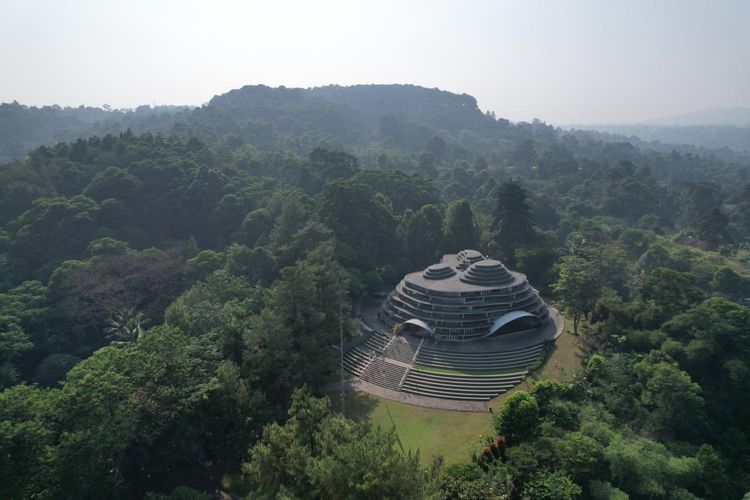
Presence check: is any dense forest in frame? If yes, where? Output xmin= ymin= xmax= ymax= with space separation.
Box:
xmin=2 ymin=84 xmax=750 ymax=499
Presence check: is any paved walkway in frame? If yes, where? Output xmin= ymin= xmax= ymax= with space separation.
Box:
xmin=340 ymin=299 xmax=566 ymax=412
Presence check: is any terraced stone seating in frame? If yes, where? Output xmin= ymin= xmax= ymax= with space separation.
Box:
xmin=343 ymin=346 xmax=373 ymax=376
xmin=402 ymin=369 xmax=527 ymax=401
xmin=360 ymin=329 xmax=391 ymax=353
xmin=361 ymin=360 xmax=406 ymax=392
xmin=343 ymin=326 xmax=397 ymax=381
xmin=384 ymin=338 xmax=419 ymax=363
xmin=416 ymin=342 xmax=543 ymax=371
xmin=344 ymin=318 xmax=546 ymax=401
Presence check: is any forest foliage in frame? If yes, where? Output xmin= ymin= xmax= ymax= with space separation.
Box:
xmin=2 ymin=85 xmax=750 ymax=498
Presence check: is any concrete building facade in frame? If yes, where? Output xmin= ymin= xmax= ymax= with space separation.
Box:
xmin=380 ymin=249 xmax=549 ymax=342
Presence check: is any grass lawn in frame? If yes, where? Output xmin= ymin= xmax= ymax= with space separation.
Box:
xmin=342 ymin=391 xmax=495 ymax=465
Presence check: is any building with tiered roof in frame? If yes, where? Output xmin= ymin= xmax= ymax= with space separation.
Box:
xmin=342 ymin=250 xmax=558 ymax=405
xmin=380 ymin=250 xmax=548 ymax=342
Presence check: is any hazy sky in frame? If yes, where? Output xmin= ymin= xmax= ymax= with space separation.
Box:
xmin=1 ymin=0 xmax=748 ymax=124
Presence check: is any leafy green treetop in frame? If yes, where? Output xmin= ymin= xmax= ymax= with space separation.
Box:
xmin=494 ymin=391 xmax=540 ymax=445
xmin=242 ymin=388 xmax=436 ymax=499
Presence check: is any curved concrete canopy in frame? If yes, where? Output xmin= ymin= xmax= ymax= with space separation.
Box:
xmin=403 ymin=318 xmax=433 ymax=333
xmin=488 ymin=310 xmax=540 ymax=336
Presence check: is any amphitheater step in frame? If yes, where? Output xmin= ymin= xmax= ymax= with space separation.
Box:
xmin=359 ymin=360 xmax=406 ymax=392
xmin=418 ymin=346 xmax=543 ymax=359
xmin=405 ymin=376 xmax=522 ymax=391
xmin=403 ymin=380 xmax=517 ymax=394
xmin=413 ymin=359 xmax=539 ymax=372
xmin=407 ymin=370 xmax=527 ymax=384
xmin=401 ymin=386 xmax=493 ymax=401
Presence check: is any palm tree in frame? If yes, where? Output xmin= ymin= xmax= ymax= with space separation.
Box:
xmin=104 ymin=308 xmax=147 ymax=345
xmin=391 ymin=322 xmax=403 ymax=337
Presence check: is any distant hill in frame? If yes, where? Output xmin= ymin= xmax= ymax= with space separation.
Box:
xmin=1 ymin=84 xmax=748 ymax=163
xmin=0 ymin=84 xmax=545 ymax=162
xmin=571 ymin=123 xmax=750 ymax=154
xmin=646 ymin=106 xmax=750 ymax=126
xmin=564 ymin=107 xmax=750 ymax=154
xmin=568 ymin=106 xmax=750 ymax=154
xmin=0 ymin=102 xmax=191 ymax=161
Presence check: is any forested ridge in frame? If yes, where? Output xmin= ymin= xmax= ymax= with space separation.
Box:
xmin=4 ymin=84 xmax=750 ymax=164
xmin=2 ymin=84 xmax=750 ymax=499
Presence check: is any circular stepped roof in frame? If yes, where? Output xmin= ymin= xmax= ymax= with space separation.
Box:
xmin=460 ymin=259 xmax=514 ymax=286
xmin=458 ymin=249 xmax=483 ymax=261
xmin=456 ymin=249 xmax=485 ymax=270
xmin=423 ymin=263 xmax=456 ymax=280
xmin=382 ymin=250 xmax=549 ymax=342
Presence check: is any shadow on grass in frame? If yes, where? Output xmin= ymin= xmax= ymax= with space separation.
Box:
xmin=331 ymin=390 xmax=378 ymax=424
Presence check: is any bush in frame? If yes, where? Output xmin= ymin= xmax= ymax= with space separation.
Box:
xmin=529 ymin=379 xmax=569 ymax=411
xmin=34 ymin=353 xmax=80 ymax=387
xmin=494 ymin=391 xmax=539 ymax=444
xmin=144 ymin=486 xmax=212 ymax=500
xmin=361 ymin=270 xmax=383 ymax=294
xmin=545 ymin=400 xmax=579 ymax=430
xmin=589 ymin=480 xmax=629 ymax=500
xmin=522 ymin=470 xmax=581 ymax=500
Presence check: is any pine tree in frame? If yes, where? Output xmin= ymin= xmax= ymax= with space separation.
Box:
xmin=491 ymin=179 xmax=535 ymax=263
xmin=443 ymin=199 xmax=478 ymax=252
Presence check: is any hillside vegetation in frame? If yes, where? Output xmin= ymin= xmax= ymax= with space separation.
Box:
xmin=1 ymin=84 xmax=750 ymax=498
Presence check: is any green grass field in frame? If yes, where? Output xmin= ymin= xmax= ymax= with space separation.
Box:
xmin=342 ymin=318 xmax=583 ymax=465
xmin=343 ymin=392 xmax=494 ymax=465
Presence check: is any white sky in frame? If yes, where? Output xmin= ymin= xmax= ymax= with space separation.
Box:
xmin=0 ymin=0 xmax=748 ymax=124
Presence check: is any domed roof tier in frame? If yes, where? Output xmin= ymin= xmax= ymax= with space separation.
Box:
xmin=423 ymin=263 xmax=456 ymax=280
xmin=456 ymin=249 xmax=485 ymax=270
xmin=460 ymin=259 xmax=514 ymax=286
xmin=458 ymin=249 xmax=483 ymax=261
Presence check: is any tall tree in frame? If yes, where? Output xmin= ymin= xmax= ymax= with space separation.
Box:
xmin=242 ymin=245 xmax=352 ymax=407
xmin=0 ymin=323 xmax=32 ymax=388
xmin=319 ymin=179 xmax=398 ymax=265
xmin=697 ymin=208 xmax=731 ymax=248
xmin=443 ymin=199 xmax=478 ymax=252
xmin=491 ymin=179 xmax=535 ymax=264
xmin=406 ymin=204 xmax=444 ymax=267
xmin=552 ymin=255 xmax=601 ymax=334
xmin=640 ymin=267 xmax=702 ymax=322
xmin=309 ymin=148 xmax=359 ymax=185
